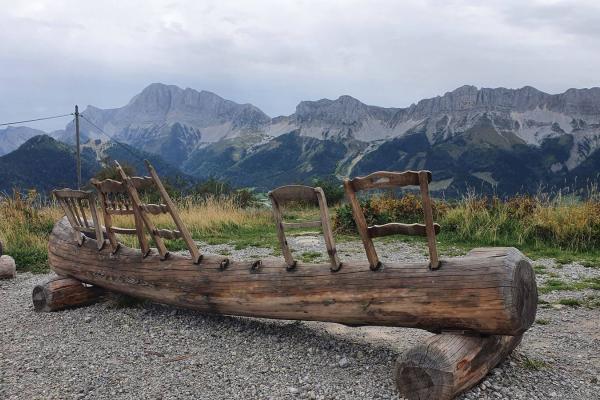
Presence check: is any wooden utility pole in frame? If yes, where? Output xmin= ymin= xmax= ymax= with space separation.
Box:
xmin=75 ymin=105 xmax=81 ymax=189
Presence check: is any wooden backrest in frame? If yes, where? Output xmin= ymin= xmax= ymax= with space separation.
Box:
xmin=349 ymin=171 xmax=429 ymax=191
xmin=269 ymin=185 xmax=320 ymax=207
xmin=90 ymin=177 xmax=151 ymax=256
xmin=94 ymin=161 xmax=203 ymax=264
xmin=268 ymin=185 xmax=341 ymax=271
xmin=344 ymin=170 xmax=440 ymax=270
xmin=53 ymin=189 xmax=104 ymax=250
xmin=90 ymin=177 xmax=156 ymax=216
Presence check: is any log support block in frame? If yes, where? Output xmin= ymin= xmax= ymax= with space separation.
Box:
xmin=0 ymin=255 xmax=16 ymax=279
xmin=394 ymin=333 xmax=522 ymax=400
xmin=32 ymin=277 xmax=106 ymax=312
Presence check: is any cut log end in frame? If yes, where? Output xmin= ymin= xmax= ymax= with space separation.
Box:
xmin=0 ymin=255 xmax=17 ymax=279
xmin=32 ymin=277 xmax=106 ymax=312
xmin=394 ymin=333 xmax=522 ymax=400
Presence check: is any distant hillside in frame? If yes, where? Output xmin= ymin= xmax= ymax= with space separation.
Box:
xmin=0 ymin=135 xmax=99 ymax=193
xmin=0 ymin=126 xmax=47 ymax=156
xmin=0 ymin=135 xmax=191 ymax=194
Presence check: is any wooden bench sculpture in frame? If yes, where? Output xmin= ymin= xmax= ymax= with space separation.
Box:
xmin=344 ymin=170 xmax=440 ymax=270
xmin=268 ymin=185 xmax=341 ymax=271
xmin=40 ymin=165 xmax=538 ymax=400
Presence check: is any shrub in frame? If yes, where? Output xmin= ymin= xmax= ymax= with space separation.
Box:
xmin=333 ymin=199 xmax=380 ymax=234
xmin=312 ymin=176 xmax=345 ymax=205
xmin=333 ymin=193 xmax=449 ymax=234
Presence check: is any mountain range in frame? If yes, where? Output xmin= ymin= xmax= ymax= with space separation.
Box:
xmin=1 ymin=83 xmax=599 ymax=195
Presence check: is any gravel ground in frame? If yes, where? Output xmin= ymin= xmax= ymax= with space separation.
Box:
xmin=1 ymin=237 xmax=599 ymax=399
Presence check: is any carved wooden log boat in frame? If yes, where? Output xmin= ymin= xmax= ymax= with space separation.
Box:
xmin=43 ymin=165 xmax=539 ymax=399
xmin=48 ymin=217 xmax=537 ymax=336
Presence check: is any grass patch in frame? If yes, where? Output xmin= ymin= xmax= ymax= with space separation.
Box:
xmin=535 ymin=318 xmax=551 ymax=325
xmin=533 ymin=265 xmax=546 ymax=274
xmin=557 ymin=298 xmax=581 ymax=307
xmin=300 ymin=251 xmax=322 ymax=263
xmin=539 ymin=277 xmax=600 ymax=293
xmin=582 ymin=295 xmax=600 ymax=309
xmin=521 ymin=356 xmax=549 ymax=371
xmin=538 ymin=279 xmax=572 ymax=293
xmin=0 ymin=192 xmax=62 ymax=273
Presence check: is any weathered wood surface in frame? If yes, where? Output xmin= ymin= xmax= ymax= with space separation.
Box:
xmin=368 ymin=222 xmax=441 ymax=238
xmin=269 ymin=185 xmax=341 ymax=271
xmin=145 ymin=160 xmax=202 ymax=264
xmin=345 ymin=170 xmax=441 ymax=270
xmin=0 ymin=255 xmax=17 ymax=279
xmin=350 ymin=170 xmax=429 ymax=191
xmin=47 ymin=218 xmax=537 ymax=335
xmin=268 ymin=184 xmax=320 ymax=205
xmin=343 ymin=179 xmax=381 ymax=270
xmin=395 ymin=333 xmax=523 ymax=400
xmin=418 ymin=170 xmax=440 ymax=269
xmin=32 ymin=276 xmax=106 ymax=312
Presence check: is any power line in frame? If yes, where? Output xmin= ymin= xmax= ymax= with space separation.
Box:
xmin=0 ymin=113 xmax=73 ymax=127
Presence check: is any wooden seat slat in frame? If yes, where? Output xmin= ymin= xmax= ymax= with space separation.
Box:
xmin=282 ymin=220 xmax=322 ymax=229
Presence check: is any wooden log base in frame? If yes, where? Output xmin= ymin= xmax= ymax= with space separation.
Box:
xmin=48 ymin=218 xmax=537 ymax=335
xmin=32 ymin=277 xmax=106 ymax=312
xmin=394 ymin=333 xmax=522 ymax=400
xmin=0 ymin=255 xmax=17 ymax=279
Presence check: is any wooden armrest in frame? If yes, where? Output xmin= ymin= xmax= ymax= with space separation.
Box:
xmin=368 ymin=222 xmax=440 ymax=238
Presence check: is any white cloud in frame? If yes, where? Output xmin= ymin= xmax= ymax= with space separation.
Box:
xmin=0 ymin=0 xmax=598 ymax=130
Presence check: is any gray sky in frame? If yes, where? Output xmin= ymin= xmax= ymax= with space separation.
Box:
xmin=1 ymin=0 xmax=599 ymax=131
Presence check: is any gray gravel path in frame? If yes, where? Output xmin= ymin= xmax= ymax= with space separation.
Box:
xmin=1 ymin=238 xmax=599 ymax=399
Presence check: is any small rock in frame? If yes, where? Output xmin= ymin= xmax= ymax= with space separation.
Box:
xmin=288 ymin=387 xmax=299 ymax=395
xmin=338 ymin=357 xmax=350 ymax=368
xmin=84 ymin=316 xmax=93 ymax=323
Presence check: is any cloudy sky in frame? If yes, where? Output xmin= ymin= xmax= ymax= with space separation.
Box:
xmin=1 ymin=0 xmax=599 ymax=130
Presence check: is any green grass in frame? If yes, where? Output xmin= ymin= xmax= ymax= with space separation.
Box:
xmin=535 ymin=318 xmax=551 ymax=325
xmin=557 ymin=298 xmax=581 ymax=307
xmin=521 ymin=356 xmax=549 ymax=371
xmin=533 ymin=265 xmax=546 ymax=274
xmin=539 ymin=277 xmax=600 ymax=294
xmin=582 ymin=295 xmax=600 ymax=309
xmin=300 ymin=251 xmax=322 ymax=263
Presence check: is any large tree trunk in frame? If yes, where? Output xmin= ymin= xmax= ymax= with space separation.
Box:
xmin=47 ymin=218 xmax=537 ymax=335
xmin=0 ymin=255 xmax=16 ymax=279
xmin=395 ymin=333 xmax=522 ymax=400
xmin=32 ymin=276 xmax=105 ymax=312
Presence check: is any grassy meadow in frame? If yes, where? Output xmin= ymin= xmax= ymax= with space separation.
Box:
xmin=2 ymin=188 xmax=600 ymax=273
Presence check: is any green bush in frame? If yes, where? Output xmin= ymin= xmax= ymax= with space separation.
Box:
xmin=312 ymin=176 xmax=345 ymax=205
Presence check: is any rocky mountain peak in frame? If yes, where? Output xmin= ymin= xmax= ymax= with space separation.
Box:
xmin=294 ymin=95 xmax=393 ymax=126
